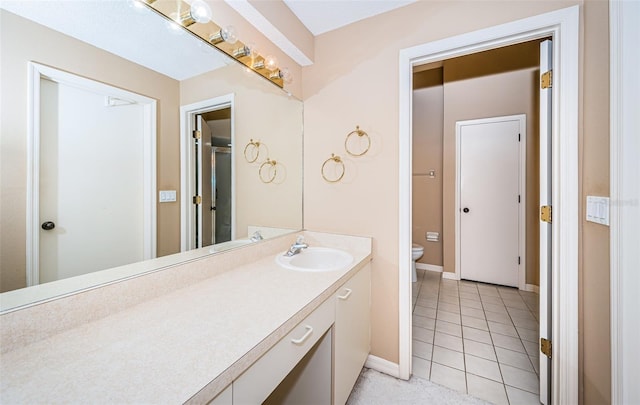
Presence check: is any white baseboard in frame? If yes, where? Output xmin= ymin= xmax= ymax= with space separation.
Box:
xmin=416 ymin=263 xmax=443 ymax=272
xmin=365 ymin=355 xmax=400 ymax=378
xmin=525 ymin=284 xmax=540 ymax=294
xmin=442 ymin=271 xmax=459 ymax=280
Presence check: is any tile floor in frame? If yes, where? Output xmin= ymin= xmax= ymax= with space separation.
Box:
xmin=411 ymin=269 xmax=541 ymax=405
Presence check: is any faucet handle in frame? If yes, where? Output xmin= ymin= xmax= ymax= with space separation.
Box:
xmin=295 ymin=235 xmax=305 ymax=244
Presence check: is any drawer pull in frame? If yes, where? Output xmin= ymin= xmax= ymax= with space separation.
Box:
xmin=337 ymin=288 xmax=352 ymax=300
xmin=291 ymin=325 xmax=313 ymax=345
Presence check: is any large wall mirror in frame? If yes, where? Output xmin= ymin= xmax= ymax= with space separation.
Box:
xmin=0 ymin=1 xmax=303 ymax=311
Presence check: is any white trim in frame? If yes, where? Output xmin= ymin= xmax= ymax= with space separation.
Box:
xmin=180 ymin=95 xmax=235 ymax=252
xmin=525 ymin=284 xmax=540 ymax=294
xmin=442 ymin=272 xmax=459 ymax=281
xmin=398 ymin=7 xmax=580 ymax=403
xmin=454 ymin=115 xmax=526 ymax=290
xmin=364 ymin=355 xmax=400 ymax=378
xmin=610 ymin=1 xmax=640 ymax=404
xmin=416 ymin=263 xmax=443 ymax=273
xmin=26 ymin=62 xmax=156 ymax=286
xmin=223 ymin=0 xmax=313 ymax=67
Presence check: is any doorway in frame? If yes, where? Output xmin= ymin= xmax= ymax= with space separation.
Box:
xmin=180 ymin=95 xmax=235 ymax=252
xmin=398 ymin=6 xmax=580 ymax=404
xmin=26 ymin=63 xmax=157 ymax=286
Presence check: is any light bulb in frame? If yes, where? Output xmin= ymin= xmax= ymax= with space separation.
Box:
xmin=265 ymin=55 xmax=278 ymax=71
xmin=189 ymin=0 xmax=212 ymax=24
xmin=221 ymin=26 xmax=238 ymax=44
xmin=280 ymin=67 xmax=293 ymax=84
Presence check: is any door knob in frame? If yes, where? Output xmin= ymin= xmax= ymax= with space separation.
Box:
xmin=463 ymin=208 xmax=470 ymax=213
xmin=41 ymin=221 xmax=56 ymax=230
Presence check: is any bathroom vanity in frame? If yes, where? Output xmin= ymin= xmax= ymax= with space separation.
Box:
xmin=0 ymin=232 xmax=372 ymax=404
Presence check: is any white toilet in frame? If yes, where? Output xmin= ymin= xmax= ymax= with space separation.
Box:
xmin=411 ymin=243 xmax=424 ymax=283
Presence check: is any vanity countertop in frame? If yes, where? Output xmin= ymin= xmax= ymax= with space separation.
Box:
xmin=0 ymin=232 xmax=371 ymax=404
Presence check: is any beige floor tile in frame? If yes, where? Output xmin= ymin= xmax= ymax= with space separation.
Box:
xmin=459 ymin=291 xmax=481 ymax=301
xmin=462 ymin=326 xmax=492 ymax=345
xmin=414 ymin=305 xmax=436 ymax=319
xmin=502 ymin=299 xmax=529 ymax=310
xmin=478 ymin=287 xmax=500 ymax=297
xmin=512 ymin=317 xmax=539 ymax=330
xmin=488 ymin=320 xmax=518 ymax=337
xmin=466 ymin=373 xmax=509 ymax=405
xmin=413 ymin=339 xmax=433 ymax=360
xmin=436 ymin=319 xmax=462 ymax=337
xmin=437 ymin=310 xmax=461 ymax=325
xmin=491 ymin=332 xmax=525 ymax=353
xmin=522 ymin=340 xmax=539 ymax=357
xmin=480 ymin=295 xmax=504 ymax=305
xmin=434 ymin=331 xmax=463 ymax=352
xmin=416 ymin=298 xmax=438 ymax=309
xmin=413 ymin=326 xmax=434 ymax=344
xmin=432 ymin=345 xmax=465 ymax=370
xmin=437 ymin=302 xmax=461 ymax=314
xmin=516 ymin=326 xmax=538 ymax=343
xmin=439 ymin=295 xmax=460 ymax=305
xmin=460 ymin=298 xmax=483 ymax=309
xmin=484 ymin=310 xmax=512 ymax=325
xmin=413 ymin=314 xmax=436 ymax=330
xmin=506 ymin=385 xmax=541 ymax=405
xmin=531 ymin=356 xmax=541 ymax=375
xmin=463 ymin=339 xmax=497 ymax=361
xmin=430 ymin=363 xmax=467 ymax=393
xmin=461 ymin=315 xmax=489 ymax=331
xmin=507 ymin=307 xmax=536 ymax=320
xmin=465 ymin=354 xmax=503 ymax=383
xmin=500 ymin=364 xmax=539 ymax=394
xmin=495 ymin=346 xmax=535 ymax=372
xmin=412 ymin=356 xmax=431 ymax=380
xmin=483 ymin=303 xmax=509 ymax=314
xmin=461 ymin=306 xmax=485 ymax=320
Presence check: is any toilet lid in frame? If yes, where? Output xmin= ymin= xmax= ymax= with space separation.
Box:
xmin=412 ymin=243 xmax=423 ymax=250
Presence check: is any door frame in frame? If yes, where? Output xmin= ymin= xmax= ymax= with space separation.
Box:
xmin=455 ymin=115 xmax=526 ymax=289
xmin=179 ymin=95 xmax=235 ymax=252
xmin=26 ymin=62 xmax=157 ymax=286
xmin=397 ymin=5 xmax=579 ymax=404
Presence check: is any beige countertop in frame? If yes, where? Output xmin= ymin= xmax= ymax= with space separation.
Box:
xmin=0 ymin=232 xmax=371 ymax=404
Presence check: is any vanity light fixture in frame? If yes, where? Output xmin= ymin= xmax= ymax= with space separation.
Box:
xmin=209 ymin=25 xmax=238 ymax=45
xmin=137 ymin=1 xmax=289 ymax=88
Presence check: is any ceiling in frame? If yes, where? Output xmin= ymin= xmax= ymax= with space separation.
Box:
xmin=283 ymin=0 xmax=417 ymax=36
xmin=1 ymin=0 xmax=418 ymax=79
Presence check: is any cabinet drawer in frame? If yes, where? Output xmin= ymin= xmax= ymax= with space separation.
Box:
xmin=233 ymin=297 xmax=335 ymax=404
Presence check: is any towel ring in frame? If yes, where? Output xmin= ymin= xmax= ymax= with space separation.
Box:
xmin=321 ymin=153 xmax=345 ymax=183
xmin=259 ymin=159 xmax=277 ymax=183
xmin=344 ymin=126 xmax=370 ymax=157
xmin=244 ymin=139 xmax=261 ymax=163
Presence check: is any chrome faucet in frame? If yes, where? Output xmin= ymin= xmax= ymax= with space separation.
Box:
xmin=285 ymin=236 xmax=308 ymax=256
xmin=250 ymin=231 xmax=264 ymax=242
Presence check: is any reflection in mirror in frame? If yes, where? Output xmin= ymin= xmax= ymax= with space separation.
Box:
xmin=0 ymin=1 xmax=303 ymax=312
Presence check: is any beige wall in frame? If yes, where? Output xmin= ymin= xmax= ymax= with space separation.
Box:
xmin=0 ymin=10 xmax=180 ymax=293
xmin=303 ymin=2 xmax=610 ymax=403
xmin=441 ymin=42 xmax=541 ymax=286
xmin=180 ymin=65 xmax=303 ymax=237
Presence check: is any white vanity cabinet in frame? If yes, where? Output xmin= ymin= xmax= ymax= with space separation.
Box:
xmin=333 ymin=263 xmax=371 ymax=405
xmin=207 ymin=262 xmax=371 ymax=405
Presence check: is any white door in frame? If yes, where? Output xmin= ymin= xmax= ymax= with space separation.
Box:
xmin=196 ymin=115 xmax=213 ymax=247
xmin=39 ymin=78 xmax=146 ymax=283
xmin=539 ymin=39 xmax=553 ymax=405
xmin=458 ymin=116 xmax=524 ymax=287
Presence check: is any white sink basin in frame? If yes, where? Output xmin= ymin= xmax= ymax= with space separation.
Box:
xmin=275 ymin=247 xmax=353 ymax=272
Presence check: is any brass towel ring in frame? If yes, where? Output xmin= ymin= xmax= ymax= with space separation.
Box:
xmin=321 ymin=153 xmax=345 ymax=183
xmin=344 ymin=125 xmax=370 ymax=157
xmin=259 ymin=158 xmax=277 ymax=183
xmin=244 ymin=139 xmax=261 ymax=163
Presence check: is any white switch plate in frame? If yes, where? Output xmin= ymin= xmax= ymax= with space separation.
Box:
xmin=586 ymin=196 xmax=609 ymax=226
xmin=159 ymin=190 xmax=176 ymax=203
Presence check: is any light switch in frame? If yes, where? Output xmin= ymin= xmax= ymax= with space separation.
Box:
xmin=586 ymin=196 xmax=609 ymax=226
xmin=159 ymin=190 xmax=177 ymax=203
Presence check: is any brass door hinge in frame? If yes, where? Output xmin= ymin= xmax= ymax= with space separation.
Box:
xmin=541 ymin=70 xmax=553 ymax=89
xmin=193 ymin=195 xmax=202 ymax=205
xmin=541 ymin=205 xmax=552 ymax=223
xmin=541 ymin=337 xmax=552 ymax=358
xmin=193 ymin=130 xmax=201 ymax=140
